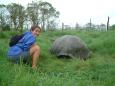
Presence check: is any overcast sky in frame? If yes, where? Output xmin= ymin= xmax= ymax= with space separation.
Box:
xmin=0 ymin=0 xmax=115 ymax=26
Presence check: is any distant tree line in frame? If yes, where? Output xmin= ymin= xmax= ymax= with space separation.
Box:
xmin=0 ymin=1 xmax=60 ymax=32
xmin=63 ymin=17 xmax=115 ymax=31
xmin=0 ymin=1 xmax=115 ymax=32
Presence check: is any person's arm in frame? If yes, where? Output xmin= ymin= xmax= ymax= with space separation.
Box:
xmin=23 ymin=36 xmax=36 ymax=51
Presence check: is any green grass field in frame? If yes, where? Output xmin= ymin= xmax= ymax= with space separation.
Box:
xmin=0 ymin=30 xmax=115 ymax=86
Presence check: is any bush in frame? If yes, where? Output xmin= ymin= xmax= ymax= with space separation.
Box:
xmin=110 ymin=24 xmax=115 ymax=30
xmin=2 ymin=25 xmax=10 ymax=31
xmin=0 ymin=32 xmax=7 ymax=38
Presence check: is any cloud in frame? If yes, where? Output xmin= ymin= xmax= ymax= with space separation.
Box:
xmin=47 ymin=0 xmax=115 ymax=25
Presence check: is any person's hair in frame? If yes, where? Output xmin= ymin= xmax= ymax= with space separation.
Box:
xmin=30 ymin=25 xmax=41 ymax=32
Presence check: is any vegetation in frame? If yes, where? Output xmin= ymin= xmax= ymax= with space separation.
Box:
xmin=110 ymin=24 xmax=115 ymax=30
xmin=0 ymin=1 xmax=60 ymax=32
xmin=0 ymin=1 xmax=112 ymax=32
xmin=0 ymin=29 xmax=115 ymax=86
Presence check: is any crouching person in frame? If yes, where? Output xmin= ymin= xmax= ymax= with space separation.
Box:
xmin=7 ymin=26 xmax=41 ymax=69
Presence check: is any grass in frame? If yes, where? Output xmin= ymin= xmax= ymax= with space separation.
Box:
xmin=0 ymin=29 xmax=115 ymax=86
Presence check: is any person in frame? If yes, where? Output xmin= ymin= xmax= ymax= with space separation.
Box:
xmin=7 ymin=26 xmax=41 ymax=69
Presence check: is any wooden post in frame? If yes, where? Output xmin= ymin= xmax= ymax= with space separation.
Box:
xmin=107 ymin=16 xmax=109 ymax=30
xmin=62 ymin=22 xmax=64 ymax=30
xmin=90 ymin=18 xmax=92 ymax=29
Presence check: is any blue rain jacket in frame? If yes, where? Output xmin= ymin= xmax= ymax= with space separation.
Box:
xmin=7 ymin=31 xmax=36 ymax=56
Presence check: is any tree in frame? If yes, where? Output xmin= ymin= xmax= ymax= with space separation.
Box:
xmin=47 ymin=10 xmax=59 ymax=30
xmin=0 ymin=4 xmax=8 ymax=31
xmin=6 ymin=3 xmax=26 ymax=31
xmin=7 ymin=3 xmax=18 ymax=29
xmin=46 ymin=19 xmax=58 ymax=31
xmin=38 ymin=1 xmax=60 ymax=31
xmin=97 ymin=24 xmax=106 ymax=31
xmin=0 ymin=5 xmax=3 ymax=32
xmin=26 ymin=1 xmax=60 ymax=31
xmin=85 ymin=23 xmax=91 ymax=30
xmin=75 ymin=22 xmax=80 ymax=29
xmin=62 ymin=22 xmax=64 ymax=30
xmin=7 ymin=3 xmax=25 ymax=30
xmin=17 ymin=4 xmax=26 ymax=31
xmin=26 ymin=1 xmax=39 ymax=26
xmin=110 ymin=24 xmax=115 ymax=30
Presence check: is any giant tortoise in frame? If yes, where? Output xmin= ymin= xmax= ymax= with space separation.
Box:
xmin=50 ymin=35 xmax=90 ymax=60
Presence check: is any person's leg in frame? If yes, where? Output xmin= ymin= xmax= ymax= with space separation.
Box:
xmin=29 ymin=44 xmax=40 ymax=68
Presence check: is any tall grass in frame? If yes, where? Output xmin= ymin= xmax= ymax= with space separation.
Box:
xmin=0 ymin=30 xmax=115 ymax=86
